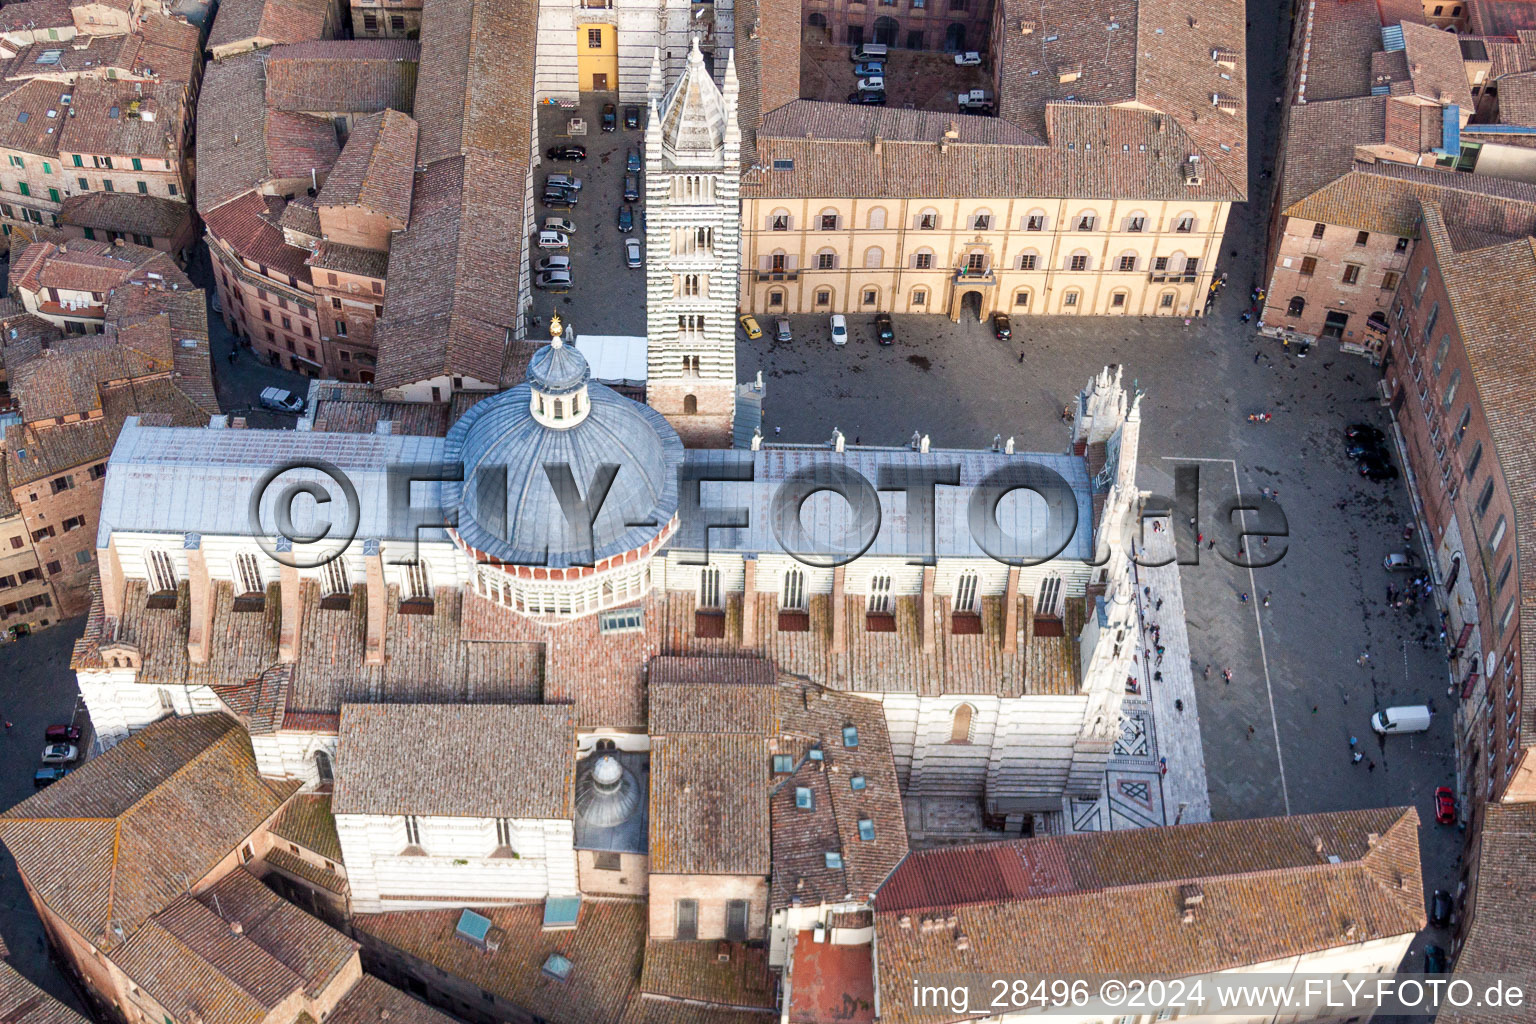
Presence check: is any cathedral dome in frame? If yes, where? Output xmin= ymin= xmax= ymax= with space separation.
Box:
xmin=442 ymin=319 xmax=684 ymax=571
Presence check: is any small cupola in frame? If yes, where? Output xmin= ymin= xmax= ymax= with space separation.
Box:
xmin=527 ymin=314 xmax=592 ymax=428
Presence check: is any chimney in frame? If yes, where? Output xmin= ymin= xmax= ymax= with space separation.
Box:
xmin=1178 ymin=883 xmax=1204 ymax=908
xmin=955 ymin=933 xmax=970 ymax=951
xmin=229 ymin=920 xmax=243 ymax=935
xmin=872 ymin=135 xmax=883 ymax=156
xmin=184 ymin=534 xmax=213 ymax=664
xmin=363 ymin=539 xmax=386 ymax=666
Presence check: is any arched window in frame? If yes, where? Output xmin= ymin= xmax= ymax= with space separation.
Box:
xmin=1067 ymin=250 xmax=1090 ymax=272
xmin=553 ymin=398 xmax=564 ymax=420
xmin=818 ymin=208 xmax=840 ymax=231
xmin=596 ymin=738 xmax=617 ymax=751
xmin=866 ymin=206 xmax=887 ymax=229
xmin=1287 ymin=296 xmax=1305 ymax=317
xmin=916 ymin=208 xmax=939 ymax=230
xmin=1123 ymin=210 xmax=1148 ymax=232
xmin=1063 ymin=289 xmax=1082 ymax=309
xmin=767 ymin=288 xmax=786 ymax=308
xmin=683 ymin=394 xmax=698 ymax=415
xmin=1017 ymin=250 xmax=1039 ymax=271
xmin=864 ymin=246 xmax=884 ymax=268
xmin=954 ymin=570 xmax=979 ymax=613
xmin=971 ymin=209 xmax=992 ymax=231
xmin=1442 ymin=369 xmax=1461 ymax=411
xmin=815 ymin=247 xmax=837 ymax=270
xmin=1116 ymin=250 xmax=1137 ymax=272
xmin=314 ymin=749 xmax=334 ymax=786
xmin=949 ymin=703 xmax=974 ymax=744
xmin=1173 ymin=212 xmax=1196 ymax=233
xmin=768 ymin=209 xmax=791 ymax=231
xmin=782 ymin=568 xmax=807 ymax=610
xmin=1075 ymin=210 xmax=1098 ymax=231
xmin=1014 ymin=289 xmax=1031 ymax=307
xmin=768 ymin=249 xmax=788 ymax=272
xmin=912 ymin=247 xmax=935 ymax=270
xmin=1023 ymin=209 xmax=1047 ymax=231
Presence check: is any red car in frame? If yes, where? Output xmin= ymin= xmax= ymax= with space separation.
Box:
xmin=1434 ymin=786 xmax=1456 ymax=825
xmin=45 ymin=724 xmax=80 ymax=743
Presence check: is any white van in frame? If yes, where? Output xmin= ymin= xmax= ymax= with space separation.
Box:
xmin=1371 ymin=705 xmax=1433 ymax=734
xmin=851 ymin=42 xmax=888 ymax=62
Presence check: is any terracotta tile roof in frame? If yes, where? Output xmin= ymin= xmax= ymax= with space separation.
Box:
xmin=60 ymin=192 xmax=193 ymax=239
xmin=729 ymin=0 xmax=763 ymax=157
xmin=264 ymin=40 xmax=419 ymax=114
xmin=770 ymin=682 xmax=906 ymax=910
xmin=1292 ymin=0 xmax=1383 ymax=103
xmin=269 ymin=793 xmax=342 ymax=861
xmin=333 ymin=703 xmax=575 ymax=819
xmin=315 ymin=109 xmax=417 ymax=224
xmin=12 ymin=236 xmax=185 ymax=297
xmin=307 ymin=240 xmax=389 ymax=279
xmin=2 ymin=34 xmax=137 ymax=84
xmin=56 ymin=78 xmax=187 ymax=159
xmin=621 ymin=1002 xmax=776 ymax=1024
xmin=264 ymin=110 xmax=342 ymax=180
xmin=264 ymin=847 xmax=347 ymax=894
xmin=329 ymin=976 xmax=459 ymax=1024
xmin=201 ymin=191 xmax=315 ymax=282
xmin=199 ymin=867 xmax=357 ymax=994
xmin=872 ymin=809 xmax=1425 ymax=1024
xmin=0 ymin=449 xmax=18 ymax=518
xmin=745 ymin=103 xmax=1242 ymax=202
xmin=1417 ymin=201 xmax=1536 ymax=745
xmin=1285 ymin=162 xmax=1536 ymax=236
xmin=786 ymin=936 xmax=873 ymax=1024
xmin=278 ymin=193 xmax=323 ymax=239
xmin=1468 ymin=0 xmax=1536 ymax=37
xmin=1439 ymin=802 xmax=1536 ymax=1023
xmin=649 ymin=656 xmax=776 ymax=733
xmin=650 ymin=733 xmax=770 ymax=875
xmin=353 ymin=899 xmax=645 ymax=1024
xmin=760 ymin=101 xmax=1038 ymax=145
xmin=0 ymin=714 xmax=299 ymax=953
xmin=195 ymin=52 xmax=273 ymax=214
xmin=0 ymin=959 xmax=90 ymax=1024
xmin=1277 ymin=95 xmax=1388 ymax=212
xmin=0 ymin=80 xmax=74 ymax=157
xmin=373 ymin=0 xmax=534 ymax=390
xmin=4 ymin=418 xmax=112 ymax=485
xmin=206 ymin=0 xmax=335 ymax=51
xmin=306 ymin=382 xmax=451 ymax=435
xmin=0 ymin=0 xmax=72 ymax=32
xmin=1497 ymin=70 xmax=1536 ymax=125
xmin=106 ymin=283 xmax=217 ymax=416
xmin=132 ymin=13 xmax=203 ymax=87
xmin=638 ymin=941 xmax=776 ymax=1010
xmin=1401 ymin=21 xmax=1476 ymax=110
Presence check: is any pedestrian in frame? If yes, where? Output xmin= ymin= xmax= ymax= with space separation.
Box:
xmin=1207 ymin=538 xmax=1215 ymax=550
xmin=227 ymin=349 xmax=236 ymax=365
xmin=2 ymin=720 xmax=9 ymax=730
xmin=1159 ymin=757 xmax=1168 ymax=777
xmin=1351 ymin=751 xmax=1364 ymax=765
xmin=1349 ymin=735 xmax=1358 ymax=748
xmin=1247 ymin=725 xmax=1255 ymax=739
xmin=1144 ymin=586 xmax=1151 ymax=599
xmin=1254 ymin=349 xmax=1261 ymax=364
xmin=855 ymin=436 xmax=860 ymax=445
xmin=1358 ymin=651 xmax=1370 ymax=666
xmin=1238 ymin=592 xmax=1249 ymax=603
xmin=1311 ymin=705 xmax=1318 ymax=714
xmin=1203 ymin=664 xmax=1211 ymax=679
xmin=1153 ymin=670 xmax=1163 ymax=682
xmin=1155 ymin=598 xmax=1163 ymax=611
xmin=1018 ymin=350 xmax=1025 ymax=363
xmin=774 ymin=425 xmax=781 ymax=436
xmin=1367 ymin=759 xmax=1376 ymax=772
xmin=1175 ymin=699 xmax=1184 ymax=712
xmin=1222 ymin=667 xmax=1232 ymax=685
xmin=1197 ymin=532 xmax=1204 ymax=545
xmin=1262 ymin=592 xmax=1271 ymax=607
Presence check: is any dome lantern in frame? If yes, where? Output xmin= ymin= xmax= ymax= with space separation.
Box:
xmin=527 ymin=314 xmax=592 ymax=428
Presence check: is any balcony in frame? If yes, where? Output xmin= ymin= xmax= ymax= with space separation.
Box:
xmin=953 ymin=268 xmax=995 ymax=285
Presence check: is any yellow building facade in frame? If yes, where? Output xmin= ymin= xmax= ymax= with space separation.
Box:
xmin=576 ymin=22 xmax=619 ymax=92
xmin=739 ymin=195 xmax=1232 ymax=320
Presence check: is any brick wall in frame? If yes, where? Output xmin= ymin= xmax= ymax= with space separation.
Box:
xmin=647 ymin=379 xmax=733 ymax=448
xmin=10 ymin=454 xmax=106 ymax=618
xmin=1263 ymin=215 xmax=1410 ymax=353
xmin=647 ymin=872 xmax=769 ymax=941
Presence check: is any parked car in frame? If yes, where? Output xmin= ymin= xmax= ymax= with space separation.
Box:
xmin=601 ymin=103 xmax=617 ymax=131
xmin=536 ymin=229 xmax=570 ymax=250
xmin=546 ymin=173 xmax=583 ymax=192
xmin=41 ymin=743 xmax=78 ymax=764
xmin=1346 ymin=440 xmax=1386 ymax=459
xmin=1371 ymin=704 xmax=1433 ymax=735
xmin=625 ymin=237 xmax=643 ymax=269
xmin=991 ymin=312 xmax=1012 ymax=340
xmin=957 ymin=88 xmax=996 ymax=112
xmin=853 ymin=61 xmax=885 ymax=76
xmin=537 ymin=255 xmax=571 ymax=273
xmin=1358 ymin=454 xmax=1399 ymax=480
xmin=535 ymin=269 xmax=573 ymax=291
xmin=775 ymin=318 xmax=792 ymax=342
xmin=45 ymin=724 xmax=81 ymax=743
xmin=626 ymin=148 xmax=642 ymax=172
xmin=1383 ymin=551 xmax=1418 ymax=572
xmin=1346 ymin=423 xmax=1385 ymax=443
xmin=874 ymin=312 xmax=894 ymax=345
xmin=738 ymin=314 xmax=763 ymax=340
xmin=623 ymin=174 xmax=640 ymax=201
xmin=847 ymin=90 xmax=886 ymax=105
xmin=624 ymin=105 xmax=640 ymax=129
xmin=830 ymin=314 xmax=848 ymax=346
xmin=542 ymin=216 xmax=577 ymax=235
xmin=1434 ymin=786 xmax=1456 ymax=825
xmin=1429 ymin=889 xmax=1452 ymax=928
xmin=545 ymin=144 xmax=586 ymax=161
xmin=258 ymin=387 xmax=304 ymax=414
xmin=954 ymin=50 xmax=982 ymax=66
xmin=856 ymin=76 xmax=886 ymax=92
xmin=1424 ymin=945 xmax=1447 ymax=973
xmin=542 ymin=189 xmax=576 ymax=209
xmin=33 ymin=766 xmax=70 ymax=788
xmin=617 ymin=204 xmax=634 ymax=232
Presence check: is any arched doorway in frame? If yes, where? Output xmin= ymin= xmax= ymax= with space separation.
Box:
xmin=944 ymin=23 xmax=966 ymax=50
xmin=806 ymin=12 xmax=831 ymax=43
xmin=314 ymin=749 xmax=334 ymax=788
xmin=873 ymin=16 xmax=898 ymax=44
xmin=960 ymin=290 xmax=983 ymax=321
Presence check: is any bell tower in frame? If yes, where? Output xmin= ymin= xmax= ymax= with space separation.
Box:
xmin=643 ymin=40 xmax=740 ymax=447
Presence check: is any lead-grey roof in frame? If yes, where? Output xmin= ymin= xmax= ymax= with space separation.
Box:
xmin=443 ymin=380 xmax=684 ymax=568
xmin=527 ymin=340 xmax=590 ymax=396
xmin=97 ymin=418 xmax=452 ymax=549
